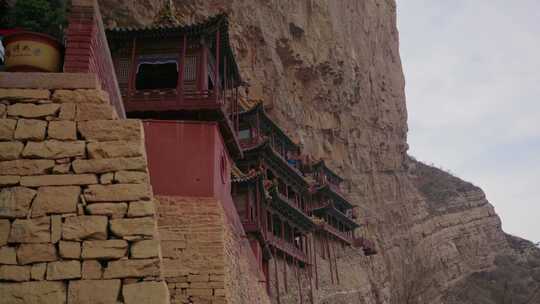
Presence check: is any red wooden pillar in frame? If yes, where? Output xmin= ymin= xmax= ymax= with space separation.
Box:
xmin=235 ymin=87 xmax=240 ymax=133
xmin=223 ymin=55 xmax=228 ymax=110
xmin=308 ymin=235 xmax=315 ymax=303
xmin=280 ymin=220 xmax=288 ymax=292
xmin=296 ymin=259 xmax=304 ymax=304
xmin=332 ymin=239 xmax=340 ymax=285
xmin=215 ymin=29 xmax=221 ymax=102
xmin=244 ymin=191 xmax=249 ymax=221
xmin=177 ymin=34 xmax=187 ymax=103
xmin=273 ymin=247 xmax=281 ymax=304
xmin=326 ymin=235 xmax=334 ymax=284
xmin=268 ymin=211 xmax=273 ymax=236
xmin=313 ymin=233 xmax=319 ymax=289
xmin=127 ymin=37 xmax=137 ymax=98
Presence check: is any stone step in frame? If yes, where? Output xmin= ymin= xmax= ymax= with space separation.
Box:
xmin=0 ymin=72 xmax=100 ymax=90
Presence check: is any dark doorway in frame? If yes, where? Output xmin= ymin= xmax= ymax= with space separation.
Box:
xmin=136 ymin=62 xmax=178 ymax=90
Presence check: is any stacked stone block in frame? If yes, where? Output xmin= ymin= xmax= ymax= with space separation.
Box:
xmin=157 ymin=196 xmax=271 ymax=304
xmin=157 ymin=196 xmax=227 ymax=304
xmin=0 ymin=85 xmax=168 ymax=303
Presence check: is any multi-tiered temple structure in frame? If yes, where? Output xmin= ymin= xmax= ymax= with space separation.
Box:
xmin=0 ymin=1 xmax=377 ymax=303
xmin=106 ymin=8 xmax=376 ymax=302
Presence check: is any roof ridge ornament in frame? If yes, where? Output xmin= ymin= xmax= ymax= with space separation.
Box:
xmin=154 ymin=0 xmax=184 ymax=26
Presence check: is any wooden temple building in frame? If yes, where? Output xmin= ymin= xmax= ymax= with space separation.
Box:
xmin=105 ymin=5 xmax=376 ymax=303
xmin=107 ymin=13 xmax=242 ymax=159
xmin=231 ymin=99 xmax=375 ymax=300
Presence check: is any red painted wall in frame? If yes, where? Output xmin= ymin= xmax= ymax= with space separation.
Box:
xmin=143 ymin=120 xmax=232 ymax=202
xmin=144 ymin=119 xmax=267 ymax=286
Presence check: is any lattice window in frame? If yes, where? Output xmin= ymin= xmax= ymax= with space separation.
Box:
xmin=184 ymin=55 xmax=197 ymax=81
xmin=115 ymin=58 xmax=130 ymax=85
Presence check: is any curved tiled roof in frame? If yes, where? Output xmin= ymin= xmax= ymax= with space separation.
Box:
xmin=106 ymin=14 xmax=242 ymax=86
xmin=231 ymin=164 xmax=261 ymax=183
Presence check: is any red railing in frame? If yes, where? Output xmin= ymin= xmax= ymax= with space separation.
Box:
xmin=266 ymin=234 xmax=307 ymax=263
xmin=322 ymin=223 xmax=353 ymax=244
xmin=274 ymin=191 xmax=308 ymax=215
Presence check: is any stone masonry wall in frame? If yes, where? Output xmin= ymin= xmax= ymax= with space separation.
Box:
xmin=0 ymin=72 xmax=168 ymax=304
xmin=156 ymin=195 xmax=271 ymax=304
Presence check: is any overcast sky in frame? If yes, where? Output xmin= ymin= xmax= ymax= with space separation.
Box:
xmin=396 ymin=1 xmax=540 ymax=243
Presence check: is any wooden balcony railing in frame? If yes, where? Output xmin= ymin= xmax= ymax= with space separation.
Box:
xmin=322 ymin=222 xmax=353 ymax=244
xmin=266 ymin=234 xmax=307 ymax=263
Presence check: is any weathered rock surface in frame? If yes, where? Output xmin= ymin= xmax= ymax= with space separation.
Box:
xmin=59 ymin=241 xmax=82 ymax=259
xmin=72 ymin=157 xmax=146 ymax=174
xmin=20 ymin=174 xmax=97 ymax=187
xmin=0 ymin=187 xmax=36 ymax=218
xmin=103 ymin=258 xmax=160 ymax=278
xmin=0 ymin=88 xmax=50 ymax=101
xmin=0 ymin=265 xmax=31 ymax=281
xmin=0 ymin=246 xmax=17 ymax=264
xmin=67 ymin=279 xmax=121 ymax=304
xmin=0 ymin=159 xmax=55 ymax=175
xmin=47 ymin=120 xmax=77 ymax=140
xmin=22 ymin=140 xmax=86 ymax=159
xmin=9 ymin=217 xmax=50 ymax=243
xmin=52 ymin=89 xmax=109 ymax=104
xmin=97 ymin=1 xmax=540 ymax=303
xmin=83 ymin=184 xmax=151 ymax=202
xmin=31 ymin=186 xmax=81 ymax=217
xmin=17 ymin=243 xmax=58 ymax=265
xmin=75 ymin=103 xmax=117 ymax=121
xmin=62 ymin=216 xmax=108 ymax=241
xmin=87 ymin=141 xmax=143 ymax=159
xmin=127 ymin=200 xmax=155 ymax=217
xmin=7 ymin=103 xmax=60 ymax=118
xmin=0 ymin=141 xmax=24 ymax=160
xmin=130 ymin=239 xmax=160 ymax=259
xmin=14 ymin=119 xmax=47 ymax=140
xmin=123 ymin=281 xmax=169 ymax=304
xmin=110 ymin=217 xmax=155 ymax=238
xmin=78 ymin=120 xmax=142 ymax=141
xmin=0 ymin=281 xmax=66 ymax=304
xmin=0 ymin=220 xmax=9 ymax=246
xmin=81 ymin=240 xmax=128 ymax=259
xmin=0 ymin=119 xmax=17 ymax=140
xmin=46 ymin=260 xmax=81 ymax=280
xmin=85 ymin=202 xmax=128 ymax=218
xmin=81 ymin=260 xmax=102 ymax=279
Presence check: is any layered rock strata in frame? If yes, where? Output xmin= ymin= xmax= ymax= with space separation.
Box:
xmin=95 ymin=0 xmax=540 ymax=303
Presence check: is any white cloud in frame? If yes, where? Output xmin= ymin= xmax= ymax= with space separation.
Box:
xmin=397 ymin=0 xmax=540 ymax=242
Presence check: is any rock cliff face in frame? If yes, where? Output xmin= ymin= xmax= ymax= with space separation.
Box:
xmin=99 ymin=0 xmax=540 ymax=303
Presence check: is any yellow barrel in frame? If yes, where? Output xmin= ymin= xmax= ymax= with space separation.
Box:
xmin=4 ymin=32 xmax=63 ymax=72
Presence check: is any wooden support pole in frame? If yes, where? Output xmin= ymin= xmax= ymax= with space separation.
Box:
xmin=308 ymin=235 xmax=315 ymax=304
xmin=273 ymin=247 xmax=281 ymax=304
xmin=127 ymin=37 xmax=137 ymax=98
xmin=296 ymin=259 xmax=304 ymax=304
xmin=313 ymin=233 xmax=319 ymax=290
xmin=255 ymin=182 xmax=260 ymax=227
xmin=326 ymin=235 xmax=334 ymax=284
xmin=223 ymin=55 xmax=228 ymax=109
xmin=332 ymin=239 xmax=340 ymax=285
xmin=283 ymin=248 xmax=288 ymax=293
xmin=215 ymin=29 xmax=220 ymax=102
xmin=177 ymin=34 xmax=187 ymax=103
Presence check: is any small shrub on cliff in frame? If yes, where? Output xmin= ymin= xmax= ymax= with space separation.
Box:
xmin=4 ymin=0 xmax=68 ymax=40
